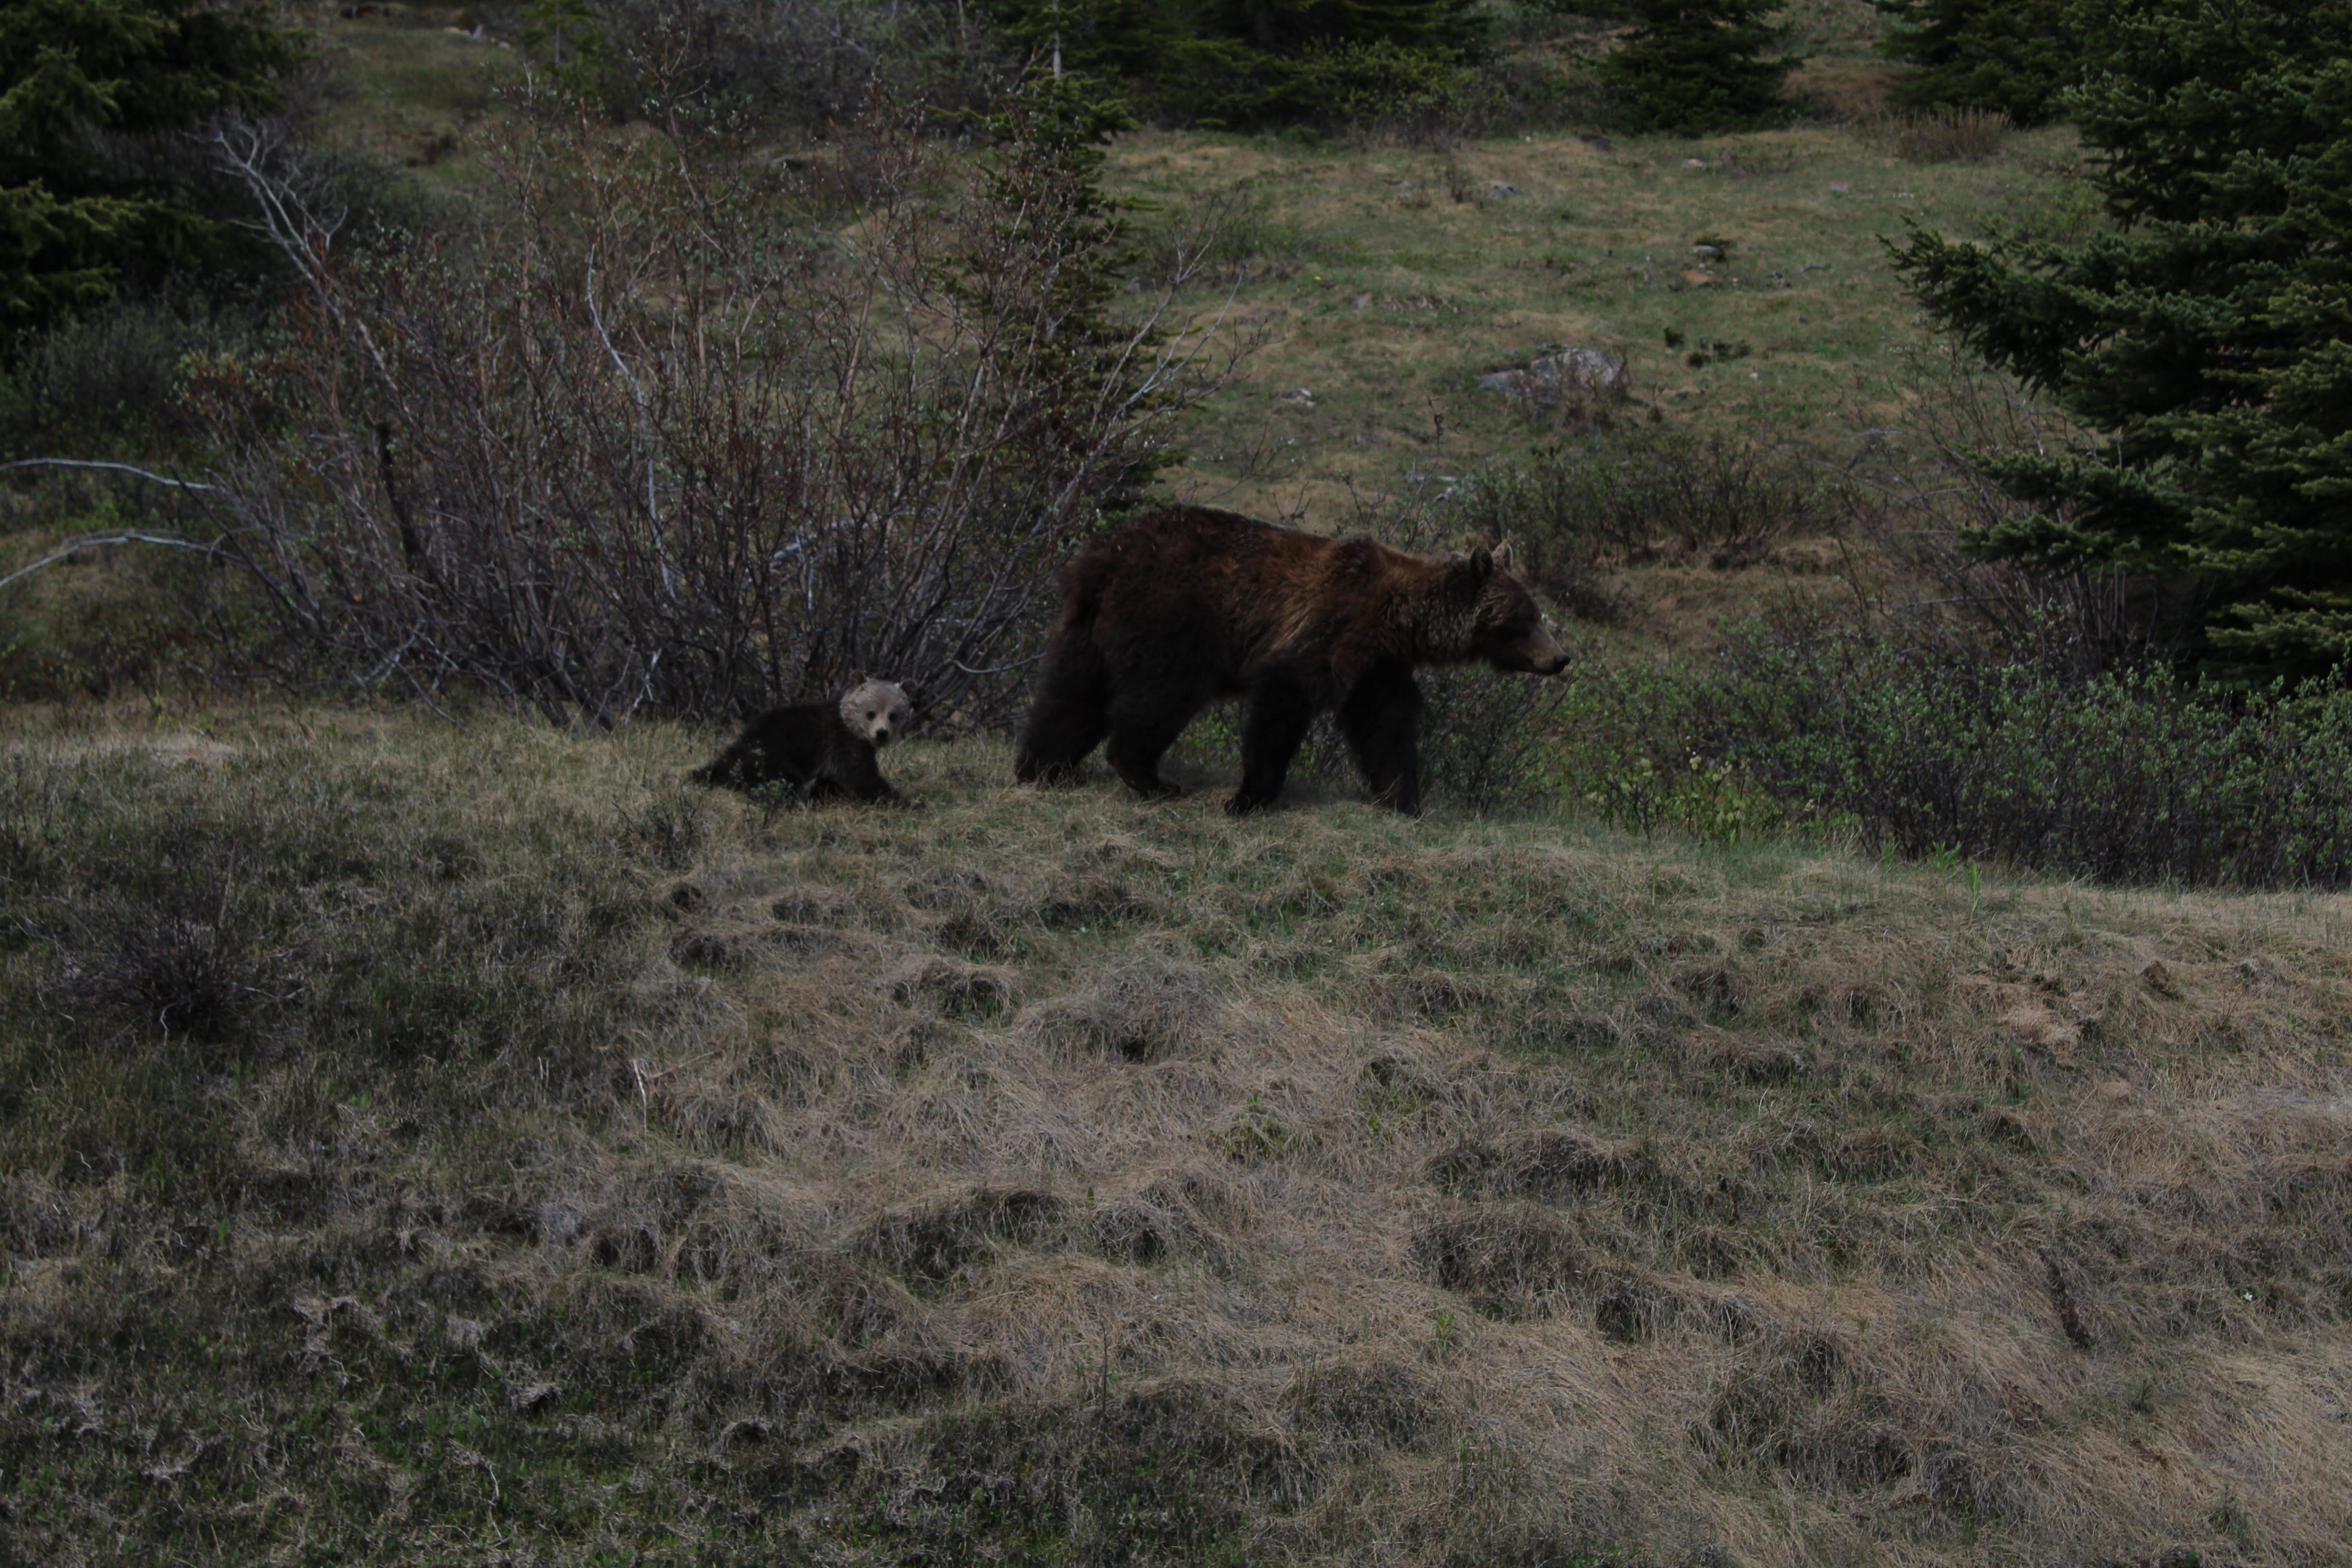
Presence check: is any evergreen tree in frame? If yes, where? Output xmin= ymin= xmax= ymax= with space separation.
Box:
xmin=964 ymin=71 xmax=1177 ymax=513
xmin=1893 ymin=0 xmax=2352 ymax=677
xmin=1876 ymin=0 xmax=2084 ymax=124
xmin=1 ymin=0 xmax=301 ymax=341
xmin=1592 ymin=0 xmax=1800 ymax=135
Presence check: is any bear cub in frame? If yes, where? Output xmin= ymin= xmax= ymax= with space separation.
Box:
xmin=692 ymin=678 xmax=912 ymax=803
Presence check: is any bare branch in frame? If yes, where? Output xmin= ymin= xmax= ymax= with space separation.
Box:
xmin=2 ymin=459 xmax=220 ymax=492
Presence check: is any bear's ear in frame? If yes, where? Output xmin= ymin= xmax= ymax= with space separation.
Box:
xmin=1492 ymin=538 xmax=1517 ymax=573
xmin=1467 ymin=544 xmax=1493 ymax=579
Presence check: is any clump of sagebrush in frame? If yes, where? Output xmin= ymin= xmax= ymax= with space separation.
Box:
xmin=1569 ymin=607 xmax=2352 ymax=888
xmin=5 ymin=705 xmax=2352 ymax=1567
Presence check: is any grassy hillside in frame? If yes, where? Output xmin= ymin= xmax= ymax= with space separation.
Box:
xmin=1122 ymin=120 xmax=2101 ymax=527
xmin=6 ymin=707 xmax=2349 ymax=1566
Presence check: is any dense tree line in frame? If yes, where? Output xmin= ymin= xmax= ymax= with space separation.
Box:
xmin=1 ymin=0 xmax=299 ymax=344
xmin=1899 ymin=0 xmax=2352 ymax=678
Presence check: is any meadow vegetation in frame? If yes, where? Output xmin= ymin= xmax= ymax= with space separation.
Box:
xmin=7 ymin=3 xmax=2352 ymax=1564
xmin=6 ymin=710 xmax=2351 ymax=1566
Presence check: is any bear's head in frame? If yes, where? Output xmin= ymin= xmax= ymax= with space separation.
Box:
xmin=1459 ymin=544 xmax=1570 ymax=675
xmin=839 ymin=678 xmax=913 ymax=747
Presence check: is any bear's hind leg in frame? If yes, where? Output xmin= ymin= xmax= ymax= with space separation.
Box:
xmin=1228 ymin=676 xmax=1319 ymax=816
xmin=1016 ymin=631 xmax=1113 ymax=784
xmin=1339 ymin=665 xmax=1425 ymax=817
xmin=692 ymin=732 xmax=771 ymax=790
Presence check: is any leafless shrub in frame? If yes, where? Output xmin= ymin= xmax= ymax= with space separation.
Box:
xmin=1131 ymin=182 xmax=1323 ymax=291
xmin=189 ymin=90 xmax=1238 ymax=728
xmin=1440 ymin=151 xmax=1477 ymax=204
xmin=1843 ymin=346 xmax=2205 ymax=672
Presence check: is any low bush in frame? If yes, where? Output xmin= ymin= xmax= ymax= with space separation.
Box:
xmin=1870 ymin=105 xmax=2012 ymax=163
xmin=1450 ymin=428 xmax=1829 ymax=615
xmin=1130 ymin=182 xmax=1330 ymax=290
xmin=1568 ymin=611 xmax=2352 ymax=888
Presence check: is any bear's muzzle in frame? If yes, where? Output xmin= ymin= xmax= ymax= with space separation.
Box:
xmin=1503 ymin=628 xmax=1571 ymax=676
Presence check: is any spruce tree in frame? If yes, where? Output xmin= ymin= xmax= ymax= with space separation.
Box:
xmin=1876 ymin=0 xmax=2083 ymax=124
xmin=1 ymin=0 xmax=301 ymax=341
xmin=1594 ymin=0 xmax=1800 ymax=135
xmin=1893 ymin=0 xmax=2352 ymax=678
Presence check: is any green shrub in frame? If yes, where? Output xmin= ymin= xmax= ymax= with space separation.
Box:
xmin=1571 ymin=612 xmax=2352 ymax=888
xmin=1451 ymin=428 xmax=1829 ymax=611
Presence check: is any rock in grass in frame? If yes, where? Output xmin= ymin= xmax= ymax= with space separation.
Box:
xmin=1474 ymin=346 xmax=1632 ymax=410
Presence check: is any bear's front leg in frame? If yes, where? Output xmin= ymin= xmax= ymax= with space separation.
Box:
xmin=836 ymin=745 xmax=902 ymax=804
xmin=1228 ymin=676 xmax=1319 ymax=815
xmin=1103 ymin=690 xmax=1195 ymax=800
xmin=1339 ymin=665 xmax=1425 ymax=817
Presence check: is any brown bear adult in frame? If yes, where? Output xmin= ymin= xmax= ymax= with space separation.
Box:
xmin=692 ymin=678 xmax=911 ymax=802
xmin=1014 ymin=507 xmax=1569 ymax=816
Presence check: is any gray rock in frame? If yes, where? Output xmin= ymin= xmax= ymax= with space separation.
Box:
xmin=1486 ymin=182 xmax=1520 ymax=200
xmin=1475 ymin=346 xmax=1632 ymax=409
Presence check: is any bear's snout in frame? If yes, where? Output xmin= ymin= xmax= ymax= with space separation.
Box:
xmin=872 ymin=726 xmax=891 ymax=746
xmin=1498 ymin=628 xmax=1570 ymax=675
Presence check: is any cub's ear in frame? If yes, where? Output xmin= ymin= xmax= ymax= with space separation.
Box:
xmin=1467 ymin=544 xmax=1493 ymax=578
xmin=1492 ymin=538 xmax=1517 ymax=573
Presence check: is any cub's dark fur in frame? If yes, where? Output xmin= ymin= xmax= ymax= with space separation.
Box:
xmin=692 ymin=679 xmax=911 ymax=803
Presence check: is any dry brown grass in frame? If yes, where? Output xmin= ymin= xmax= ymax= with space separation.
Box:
xmin=3 ymin=706 xmax=2351 ymax=1564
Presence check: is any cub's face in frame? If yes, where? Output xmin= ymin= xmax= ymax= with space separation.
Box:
xmin=839 ymin=680 xmax=913 ymax=747
xmin=1469 ymin=562 xmax=1571 ymax=676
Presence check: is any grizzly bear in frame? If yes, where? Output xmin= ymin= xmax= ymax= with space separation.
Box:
xmin=1014 ymin=507 xmax=1569 ymax=816
xmin=692 ymin=678 xmax=912 ymax=802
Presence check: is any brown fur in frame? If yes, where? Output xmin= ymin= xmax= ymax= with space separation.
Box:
xmin=1014 ymin=507 xmax=1567 ymax=815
